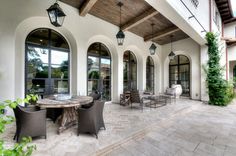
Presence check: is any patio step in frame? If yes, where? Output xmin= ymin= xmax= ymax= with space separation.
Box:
xmin=92 ymin=103 xmax=200 ymax=156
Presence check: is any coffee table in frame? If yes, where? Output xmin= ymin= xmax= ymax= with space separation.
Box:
xmin=143 ymin=95 xmax=167 ymax=108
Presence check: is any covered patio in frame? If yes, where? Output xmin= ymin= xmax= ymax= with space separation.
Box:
xmin=2 ymin=99 xmax=236 ymax=156
xmin=2 ymin=0 xmax=236 ymax=155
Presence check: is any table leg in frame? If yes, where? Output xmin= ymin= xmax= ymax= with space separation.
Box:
xmin=57 ymin=107 xmax=78 ymax=134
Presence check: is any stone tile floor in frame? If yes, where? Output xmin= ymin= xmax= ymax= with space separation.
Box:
xmin=105 ymin=99 xmax=236 ymax=156
xmin=2 ymin=98 xmax=236 ymax=156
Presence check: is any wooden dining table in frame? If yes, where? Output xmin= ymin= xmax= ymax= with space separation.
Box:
xmin=37 ymin=95 xmax=93 ymax=134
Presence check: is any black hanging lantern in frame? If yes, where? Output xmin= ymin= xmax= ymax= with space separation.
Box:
xmin=116 ymin=30 xmax=125 ymax=46
xmin=168 ymin=51 xmax=175 ymax=60
xmin=116 ymin=2 xmax=125 ymax=46
xmin=149 ymin=43 xmax=157 ymax=55
xmin=168 ymin=35 xmax=175 ymax=60
xmin=149 ymin=23 xmax=157 ymax=55
xmin=47 ymin=1 xmax=66 ymax=27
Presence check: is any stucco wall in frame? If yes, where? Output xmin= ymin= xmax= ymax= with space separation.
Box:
xmin=145 ymin=0 xmax=207 ymax=45
xmin=224 ymin=22 xmax=236 ymax=80
xmin=0 ymin=0 xmax=163 ymax=103
xmin=224 ymin=22 xmax=236 ymax=63
xmin=0 ymin=0 xmax=207 ymax=104
xmin=162 ymin=38 xmax=201 ymax=100
xmin=224 ymin=21 xmax=236 ymax=38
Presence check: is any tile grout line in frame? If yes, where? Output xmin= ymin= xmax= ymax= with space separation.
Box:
xmin=93 ymin=104 xmax=201 ymax=156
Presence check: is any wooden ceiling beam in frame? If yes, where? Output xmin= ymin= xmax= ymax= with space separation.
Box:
xmin=221 ymin=12 xmax=230 ymax=16
xmin=144 ymin=26 xmax=180 ymax=42
xmin=121 ymin=8 xmax=159 ymax=31
xmin=79 ymin=0 xmax=98 ymax=16
xmin=220 ymin=10 xmax=230 ymax=14
xmin=218 ymin=4 xmax=229 ymax=10
xmin=224 ymin=17 xmax=236 ymax=24
xmin=216 ymin=0 xmax=229 ymax=5
xmin=220 ymin=8 xmax=229 ymax=12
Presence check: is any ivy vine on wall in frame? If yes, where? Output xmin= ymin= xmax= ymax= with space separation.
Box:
xmin=205 ymin=32 xmax=234 ymax=106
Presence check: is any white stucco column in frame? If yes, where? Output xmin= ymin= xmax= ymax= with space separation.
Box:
xmin=200 ymin=45 xmax=209 ymax=101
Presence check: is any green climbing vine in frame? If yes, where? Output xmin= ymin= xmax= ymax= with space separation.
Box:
xmin=205 ymin=32 xmax=234 ymax=106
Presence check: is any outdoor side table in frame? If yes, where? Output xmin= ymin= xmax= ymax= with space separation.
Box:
xmin=37 ymin=96 xmax=93 ymax=134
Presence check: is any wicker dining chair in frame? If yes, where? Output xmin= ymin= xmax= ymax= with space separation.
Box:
xmin=77 ymin=100 xmax=105 ymax=138
xmin=13 ymin=105 xmax=47 ymax=142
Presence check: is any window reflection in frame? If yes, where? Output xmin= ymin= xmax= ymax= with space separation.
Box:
xmin=123 ymin=51 xmax=137 ymax=91
xmin=87 ymin=43 xmax=111 ymax=101
xmin=169 ymin=55 xmax=190 ymax=97
xmin=146 ymin=56 xmax=154 ymax=93
xmin=25 ymin=28 xmax=70 ymax=95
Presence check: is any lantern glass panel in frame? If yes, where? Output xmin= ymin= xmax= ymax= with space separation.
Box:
xmin=48 ymin=10 xmax=56 ymax=23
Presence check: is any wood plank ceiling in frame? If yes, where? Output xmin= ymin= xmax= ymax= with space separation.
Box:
xmin=60 ymin=0 xmax=189 ymax=45
xmin=215 ymin=0 xmax=236 ymax=24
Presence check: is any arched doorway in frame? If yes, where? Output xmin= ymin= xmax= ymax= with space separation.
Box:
xmin=146 ymin=56 xmax=155 ymax=93
xmin=123 ymin=51 xmax=137 ymax=91
xmin=169 ymin=55 xmax=190 ymax=97
xmin=87 ymin=42 xmax=111 ymax=101
xmin=25 ymin=28 xmax=70 ymax=96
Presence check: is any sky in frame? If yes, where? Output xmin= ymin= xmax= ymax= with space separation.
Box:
xmin=231 ymin=0 xmax=236 ymax=17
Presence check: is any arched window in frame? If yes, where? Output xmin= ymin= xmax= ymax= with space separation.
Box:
xmin=25 ymin=28 xmax=70 ymax=96
xmin=146 ymin=56 xmax=154 ymax=93
xmin=87 ymin=43 xmax=111 ymax=101
xmin=169 ymin=55 xmax=190 ymax=97
xmin=123 ymin=51 xmax=137 ymax=91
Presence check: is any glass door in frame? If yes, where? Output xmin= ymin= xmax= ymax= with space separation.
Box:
xmin=169 ymin=55 xmax=190 ymax=97
xmin=87 ymin=43 xmax=111 ymax=101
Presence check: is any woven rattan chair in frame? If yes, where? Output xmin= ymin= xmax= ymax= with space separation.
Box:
xmin=13 ymin=105 xmax=46 ymax=142
xmin=120 ymin=93 xmax=130 ymax=106
xmin=130 ymin=90 xmax=150 ymax=110
xmin=77 ymin=100 xmax=105 ymax=138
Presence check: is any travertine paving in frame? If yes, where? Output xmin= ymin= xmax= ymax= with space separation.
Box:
xmin=3 ymin=98 xmax=236 ymax=156
xmin=105 ymin=99 xmax=236 ymax=156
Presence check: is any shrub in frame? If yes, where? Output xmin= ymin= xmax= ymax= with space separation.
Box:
xmin=0 ymin=94 xmax=37 ymax=155
xmin=205 ymin=32 xmax=234 ymax=106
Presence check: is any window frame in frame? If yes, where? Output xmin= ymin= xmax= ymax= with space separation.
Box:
xmin=146 ymin=56 xmax=155 ymax=94
xmin=87 ymin=42 xmax=112 ymax=101
xmin=25 ymin=28 xmax=70 ymax=96
xmin=169 ymin=55 xmax=190 ymax=97
xmin=123 ymin=51 xmax=137 ymax=91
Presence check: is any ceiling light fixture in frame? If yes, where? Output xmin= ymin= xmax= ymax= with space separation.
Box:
xmin=47 ymin=0 xmax=66 ymax=27
xmin=168 ymin=35 xmax=175 ymax=60
xmin=116 ymin=2 xmax=125 ymax=46
xmin=149 ymin=23 xmax=157 ymax=55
